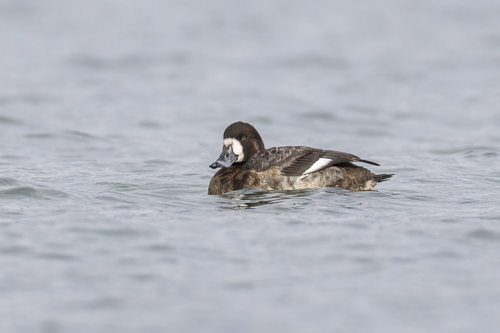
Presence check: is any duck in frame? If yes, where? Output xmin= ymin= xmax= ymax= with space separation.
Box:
xmin=208 ymin=121 xmax=392 ymax=195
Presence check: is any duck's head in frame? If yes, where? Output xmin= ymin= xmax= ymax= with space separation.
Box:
xmin=209 ymin=121 xmax=265 ymax=169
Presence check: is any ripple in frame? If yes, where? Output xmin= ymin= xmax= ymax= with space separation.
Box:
xmin=69 ymin=55 xmax=109 ymax=69
xmin=68 ymin=227 xmax=151 ymax=238
xmin=142 ymin=244 xmax=176 ymax=253
xmin=0 ymin=115 xmax=23 ymax=125
xmin=224 ymin=280 xmax=255 ymax=290
xmin=466 ymin=228 xmax=500 ymax=241
xmin=345 ymin=104 xmax=380 ymax=115
xmin=0 ymin=94 xmax=56 ymax=106
xmin=406 ymin=194 xmax=434 ymax=202
xmin=0 ymin=155 xmax=24 ymax=160
xmin=463 ymin=148 xmax=498 ymax=159
xmin=40 ymin=189 xmax=70 ymax=198
xmin=36 ymin=252 xmax=79 ymax=261
xmin=24 ymin=130 xmax=105 ymax=141
xmin=0 ymin=245 xmax=31 ymax=255
xmin=0 ymin=178 xmax=19 ymax=186
xmin=429 ymin=250 xmax=463 ymax=259
xmin=95 ymin=182 xmax=139 ymax=190
xmin=137 ymin=120 xmax=166 ymax=129
xmin=63 ymin=130 xmax=104 ymax=140
xmin=144 ymin=159 xmax=174 ymax=165
xmin=276 ymin=54 xmax=349 ymax=69
xmin=95 ymin=196 xmax=135 ymax=204
xmin=72 ymin=297 xmax=124 ymax=310
xmin=0 ymin=186 xmax=68 ymax=199
xmin=431 ymin=146 xmax=499 ymax=158
xmin=0 ymin=186 xmax=45 ymax=199
xmin=24 ymin=133 xmax=55 ymax=139
xmin=298 ymin=111 xmax=338 ymax=121
xmin=69 ymin=52 xmax=189 ymax=71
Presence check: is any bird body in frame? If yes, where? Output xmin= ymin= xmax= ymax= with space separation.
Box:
xmin=208 ymin=122 xmax=392 ymax=195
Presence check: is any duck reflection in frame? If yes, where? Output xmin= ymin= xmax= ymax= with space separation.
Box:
xmin=217 ymin=188 xmax=316 ymax=210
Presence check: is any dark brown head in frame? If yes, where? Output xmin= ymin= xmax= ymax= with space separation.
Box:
xmin=209 ymin=122 xmax=265 ymax=169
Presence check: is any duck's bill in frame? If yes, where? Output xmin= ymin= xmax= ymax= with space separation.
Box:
xmin=209 ymin=145 xmax=238 ymax=169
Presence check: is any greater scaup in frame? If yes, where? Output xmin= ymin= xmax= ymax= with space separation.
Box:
xmin=208 ymin=121 xmax=393 ymax=195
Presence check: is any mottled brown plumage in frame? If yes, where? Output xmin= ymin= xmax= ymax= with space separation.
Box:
xmin=208 ymin=122 xmax=393 ymax=195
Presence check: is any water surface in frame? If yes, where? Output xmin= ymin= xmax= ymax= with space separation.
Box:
xmin=1 ymin=0 xmax=500 ymax=332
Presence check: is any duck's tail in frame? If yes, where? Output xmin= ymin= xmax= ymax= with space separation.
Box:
xmin=374 ymin=174 xmax=394 ymax=183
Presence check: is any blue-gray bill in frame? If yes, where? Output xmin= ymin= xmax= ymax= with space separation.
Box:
xmin=209 ymin=145 xmax=238 ymax=169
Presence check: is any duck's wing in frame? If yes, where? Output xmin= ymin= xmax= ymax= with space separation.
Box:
xmin=246 ymin=146 xmax=379 ymax=177
xmin=282 ymin=149 xmax=380 ymax=176
xmin=245 ymin=146 xmax=312 ymax=173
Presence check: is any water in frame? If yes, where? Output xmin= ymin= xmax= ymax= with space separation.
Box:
xmin=1 ymin=0 xmax=500 ymax=332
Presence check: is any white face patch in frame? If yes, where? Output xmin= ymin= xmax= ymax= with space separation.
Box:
xmin=303 ymin=157 xmax=332 ymax=175
xmin=224 ymin=138 xmax=245 ymax=162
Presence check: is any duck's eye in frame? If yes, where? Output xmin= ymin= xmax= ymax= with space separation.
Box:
xmin=241 ymin=136 xmax=247 ymax=141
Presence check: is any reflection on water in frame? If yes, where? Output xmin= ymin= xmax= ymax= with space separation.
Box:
xmin=218 ymin=188 xmax=343 ymax=209
xmin=218 ymin=188 xmax=310 ymax=209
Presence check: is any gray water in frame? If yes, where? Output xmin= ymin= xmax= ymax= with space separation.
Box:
xmin=1 ymin=0 xmax=500 ymax=332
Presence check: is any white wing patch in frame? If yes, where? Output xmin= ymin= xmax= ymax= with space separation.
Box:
xmin=303 ymin=157 xmax=332 ymax=175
